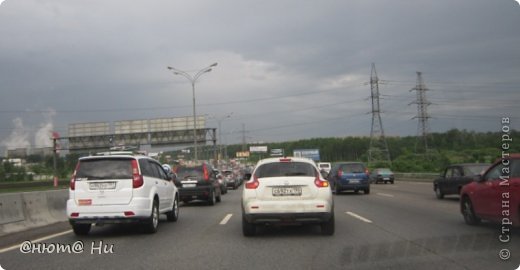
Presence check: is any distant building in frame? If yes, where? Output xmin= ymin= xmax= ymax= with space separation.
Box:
xmin=7 ymin=148 xmax=27 ymax=159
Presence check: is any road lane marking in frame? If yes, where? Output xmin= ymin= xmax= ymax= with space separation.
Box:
xmin=0 ymin=230 xmax=72 ymax=254
xmin=345 ymin=211 xmax=373 ymax=223
xmin=376 ymin=193 xmax=395 ymax=197
xmin=219 ymin=214 xmax=233 ymax=225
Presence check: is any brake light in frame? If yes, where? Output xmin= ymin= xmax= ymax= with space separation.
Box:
xmin=365 ymin=168 xmax=370 ymax=176
xmin=70 ymin=212 xmax=79 ymax=217
xmin=70 ymin=162 xmax=80 ymax=190
xmin=315 ymin=171 xmax=329 ymax=188
xmin=245 ymin=174 xmax=259 ymax=189
xmin=131 ymin=160 xmax=144 ymax=188
xmin=279 ymin=158 xmax=292 ymax=162
xmin=202 ymin=164 xmax=210 ymax=181
xmin=337 ymin=168 xmax=343 ymax=177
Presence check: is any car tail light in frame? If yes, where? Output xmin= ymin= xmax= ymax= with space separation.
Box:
xmin=245 ymin=174 xmax=259 ymax=189
xmin=70 ymin=162 xmax=80 ymax=190
xmin=279 ymin=158 xmax=292 ymax=162
xmin=202 ymin=164 xmax=210 ymax=181
xmin=365 ymin=168 xmax=370 ymax=176
xmin=337 ymin=168 xmax=343 ymax=177
xmin=70 ymin=212 xmax=79 ymax=217
xmin=124 ymin=211 xmax=135 ymax=216
xmin=315 ymin=171 xmax=329 ymax=188
xmin=131 ymin=160 xmax=144 ymax=188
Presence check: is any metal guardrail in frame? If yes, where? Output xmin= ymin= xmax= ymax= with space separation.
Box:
xmin=394 ymin=173 xmax=437 ymax=182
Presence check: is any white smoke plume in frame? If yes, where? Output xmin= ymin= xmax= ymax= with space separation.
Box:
xmin=34 ymin=109 xmax=56 ymax=148
xmin=1 ymin=118 xmax=31 ymax=149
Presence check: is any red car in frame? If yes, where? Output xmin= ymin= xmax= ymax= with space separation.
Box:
xmin=460 ymin=154 xmax=520 ymax=227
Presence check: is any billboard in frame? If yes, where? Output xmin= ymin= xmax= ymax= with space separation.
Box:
xmin=66 ymin=116 xmax=210 ymax=151
xmin=293 ymin=149 xmax=320 ymax=161
xmin=68 ymin=122 xmax=110 ymax=137
xmin=249 ymin=146 xmax=268 ymax=153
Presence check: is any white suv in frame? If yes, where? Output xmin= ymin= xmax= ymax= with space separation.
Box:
xmin=66 ymin=153 xmax=179 ymax=235
xmin=241 ymin=157 xmax=334 ymax=236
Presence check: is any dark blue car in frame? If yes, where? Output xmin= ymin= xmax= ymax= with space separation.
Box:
xmin=327 ymin=162 xmax=370 ymax=194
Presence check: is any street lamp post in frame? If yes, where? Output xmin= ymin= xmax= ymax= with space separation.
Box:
xmin=167 ymin=62 xmax=217 ymax=161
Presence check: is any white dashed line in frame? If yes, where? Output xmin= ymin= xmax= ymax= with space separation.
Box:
xmin=376 ymin=193 xmax=395 ymax=198
xmin=0 ymin=230 xmax=72 ymax=254
xmin=345 ymin=211 xmax=373 ymax=223
xmin=219 ymin=214 xmax=233 ymax=225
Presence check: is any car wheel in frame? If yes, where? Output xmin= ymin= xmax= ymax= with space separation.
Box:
xmin=390 ymin=180 xmax=394 ymax=184
xmin=334 ymin=183 xmax=341 ymax=195
xmin=216 ymin=189 xmax=222 ymax=203
xmin=166 ymin=196 xmax=179 ymax=222
xmin=364 ymin=187 xmax=370 ymax=194
xmin=321 ymin=214 xmax=335 ymax=236
xmin=145 ymin=199 xmax=159 ymax=233
xmin=384 ymin=181 xmax=388 ymax=184
xmin=72 ymin=223 xmax=91 ymax=235
xmin=208 ymin=189 xmax=216 ymax=206
xmin=462 ymin=197 xmax=481 ymax=225
xmin=242 ymin=215 xmax=256 ymax=237
xmin=435 ymin=186 xmax=444 ymax=199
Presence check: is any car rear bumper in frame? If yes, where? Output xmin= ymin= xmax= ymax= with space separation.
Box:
xmin=242 ymin=199 xmax=333 ymax=224
xmin=336 ymin=182 xmax=369 ymax=190
xmin=243 ymin=211 xmax=333 ymax=224
xmin=178 ymin=186 xmax=213 ymax=200
xmin=66 ymin=197 xmax=153 ymax=224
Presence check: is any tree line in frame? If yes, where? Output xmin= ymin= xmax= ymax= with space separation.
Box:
xmin=223 ymin=128 xmax=519 ymax=173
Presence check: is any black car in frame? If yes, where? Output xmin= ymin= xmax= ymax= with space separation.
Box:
xmin=433 ymin=163 xmax=490 ymax=199
xmin=174 ymin=162 xmax=222 ymax=205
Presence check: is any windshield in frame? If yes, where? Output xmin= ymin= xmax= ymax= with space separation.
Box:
xmin=463 ymin=165 xmax=490 ymax=176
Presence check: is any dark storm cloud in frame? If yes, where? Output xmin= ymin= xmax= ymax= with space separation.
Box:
xmin=0 ymin=0 xmax=519 ymax=152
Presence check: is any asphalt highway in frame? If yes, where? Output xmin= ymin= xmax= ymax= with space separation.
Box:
xmin=0 ymin=181 xmax=518 ymax=270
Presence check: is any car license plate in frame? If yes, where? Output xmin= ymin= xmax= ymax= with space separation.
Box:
xmin=89 ymin=182 xmax=116 ymax=190
xmin=272 ymin=187 xmax=302 ymax=196
xmin=383 ymin=177 xmax=390 ymax=180
xmin=349 ymin=179 xmax=360 ymax=184
xmin=183 ymin=183 xmax=196 ymax=188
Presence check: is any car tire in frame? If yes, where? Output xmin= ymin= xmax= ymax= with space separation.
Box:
xmin=145 ymin=199 xmax=159 ymax=233
xmin=216 ymin=189 xmax=222 ymax=203
xmin=208 ymin=189 xmax=216 ymax=206
xmin=461 ymin=197 xmax=481 ymax=225
xmin=390 ymin=180 xmax=394 ymax=184
xmin=334 ymin=183 xmax=341 ymax=195
xmin=321 ymin=214 xmax=335 ymax=236
xmin=72 ymin=223 xmax=91 ymax=235
xmin=364 ymin=187 xmax=370 ymax=194
xmin=166 ymin=196 xmax=179 ymax=222
xmin=242 ymin=215 xmax=256 ymax=237
xmin=435 ymin=186 xmax=444 ymax=199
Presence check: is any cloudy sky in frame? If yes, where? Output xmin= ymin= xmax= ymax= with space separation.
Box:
xmin=0 ymin=0 xmax=519 ymax=153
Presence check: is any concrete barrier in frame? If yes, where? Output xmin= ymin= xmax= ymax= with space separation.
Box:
xmin=0 ymin=189 xmax=68 ymax=236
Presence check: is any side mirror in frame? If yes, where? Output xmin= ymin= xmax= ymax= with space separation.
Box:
xmin=473 ymin=174 xmax=483 ymax=182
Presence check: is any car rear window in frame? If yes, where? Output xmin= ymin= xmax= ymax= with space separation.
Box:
xmin=76 ymin=158 xmax=133 ymax=180
xmin=255 ymin=162 xmax=316 ymax=178
xmin=340 ymin=163 xmax=365 ymax=173
xmin=377 ymin=168 xmax=392 ymax=174
xmin=176 ymin=167 xmax=204 ymax=179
